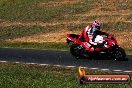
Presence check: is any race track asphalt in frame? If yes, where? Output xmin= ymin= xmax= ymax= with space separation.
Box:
xmin=0 ymin=48 xmax=132 ymax=73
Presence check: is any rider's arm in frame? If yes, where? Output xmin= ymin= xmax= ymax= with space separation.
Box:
xmin=94 ymin=30 xmax=108 ymax=35
xmin=92 ymin=30 xmax=108 ymax=42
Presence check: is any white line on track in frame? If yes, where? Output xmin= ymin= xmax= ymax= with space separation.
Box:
xmin=25 ymin=63 xmax=37 ymax=65
xmin=123 ymin=71 xmax=132 ymax=73
xmin=90 ymin=68 xmax=99 ymax=70
xmin=39 ymin=64 xmax=49 ymax=66
xmin=54 ymin=65 xmax=61 ymax=67
xmin=0 ymin=60 xmax=132 ymax=73
xmin=113 ymin=70 xmax=122 ymax=72
xmin=15 ymin=62 xmax=20 ymax=63
xmin=101 ymin=69 xmax=110 ymax=71
xmin=66 ymin=66 xmax=76 ymax=68
xmin=0 ymin=61 xmax=7 ymax=63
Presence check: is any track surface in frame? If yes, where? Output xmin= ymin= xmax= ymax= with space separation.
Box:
xmin=0 ymin=48 xmax=132 ymax=72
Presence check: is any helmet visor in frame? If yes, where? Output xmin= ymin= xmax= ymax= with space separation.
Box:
xmin=95 ymin=26 xmax=100 ymax=30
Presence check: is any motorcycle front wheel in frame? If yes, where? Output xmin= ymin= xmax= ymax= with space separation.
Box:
xmin=112 ymin=47 xmax=128 ymax=61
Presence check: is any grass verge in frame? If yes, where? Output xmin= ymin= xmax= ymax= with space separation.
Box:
xmin=0 ymin=22 xmax=131 ymax=40
xmin=0 ymin=25 xmax=65 ymax=39
xmin=0 ymin=0 xmax=93 ymax=20
xmin=0 ymin=62 xmax=131 ymax=88
xmin=0 ymin=42 xmax=69 ymax=50
xmin=0 ymin=41 xmax=132 ymax=54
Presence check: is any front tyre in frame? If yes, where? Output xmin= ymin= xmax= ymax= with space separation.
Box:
xmin=112 ymin=47 xmax=128 ymax=61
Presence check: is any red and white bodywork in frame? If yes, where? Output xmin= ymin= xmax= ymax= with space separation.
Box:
xmin=66 ymin=31 xmax=127 ymax=61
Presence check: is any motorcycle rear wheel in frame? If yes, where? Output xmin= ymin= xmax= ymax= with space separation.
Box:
xmin=70 ymin=43 xmax=81 ymax=59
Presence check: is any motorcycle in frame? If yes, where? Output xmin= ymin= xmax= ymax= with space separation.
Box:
xmin=66 ymin=31 xmax=128 ymax=61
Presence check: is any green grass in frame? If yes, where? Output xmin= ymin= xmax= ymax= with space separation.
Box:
xmin=116 ymin=1 xmax=132 ymax=10
xmin=67 ymin=22 xmax=132 ymax=31
xmin=0 ymin=0 xmax=131 ymax=22
xmin=126 ymin=14 xmax=132 ymax=21
xmin=125 ymin=49 xmax=132 ymax=55
xmin=0 ymin=0 xmax=94 ymax=21
xmin=0 ymin=41 xmax=132 ymax=55
xmin=0 ymin=22 xmax=131 ymax=40
xmin=102 ymin=22 xmax=132 ymax=31
xmin=0 ymin=42 xmax=69 ymax=50
xmin=0 ymin=0 xmax=131 ymax=87
xmin=0 ymin=25 xmax=64 ymax=39
xmin=0 ymin=62 xmax=131 ymax=88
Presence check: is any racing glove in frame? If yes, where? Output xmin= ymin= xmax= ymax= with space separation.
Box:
xmin=97 ymin=41 xmax=107 ymax=47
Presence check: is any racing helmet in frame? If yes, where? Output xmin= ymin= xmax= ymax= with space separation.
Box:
xmin=92 ymin=20 xmax=101 ymax=31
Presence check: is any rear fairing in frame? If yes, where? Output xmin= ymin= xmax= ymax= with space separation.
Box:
xmin=66 ymin=34 xmax=81 ymax=44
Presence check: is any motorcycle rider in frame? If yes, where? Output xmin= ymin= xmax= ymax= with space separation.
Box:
xmin=79 ymin=20 xmax=108 ymax=51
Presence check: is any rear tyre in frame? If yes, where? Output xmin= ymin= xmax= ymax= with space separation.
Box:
xmin=70 ymin=43 xmax=80 ymax=59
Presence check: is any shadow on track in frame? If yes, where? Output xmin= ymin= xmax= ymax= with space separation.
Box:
xmin=0 ymin=48 xmax=131 ymax=72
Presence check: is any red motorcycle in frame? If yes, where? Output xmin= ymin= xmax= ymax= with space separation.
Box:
xmin=66 ymin=31 xmax=128 ymax=61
